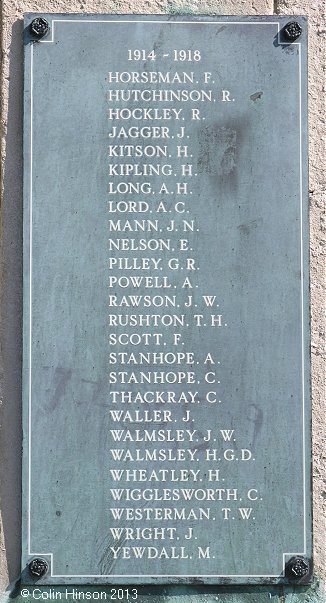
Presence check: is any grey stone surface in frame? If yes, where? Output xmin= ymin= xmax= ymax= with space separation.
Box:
xmin=20 ymin=14 xmax=311 ymax=584
xmin=274 ymin=1 xmax=326 ymax=588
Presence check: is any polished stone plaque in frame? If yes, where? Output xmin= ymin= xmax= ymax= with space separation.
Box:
xmin=22 ymin=14 xmax=311 ymax=585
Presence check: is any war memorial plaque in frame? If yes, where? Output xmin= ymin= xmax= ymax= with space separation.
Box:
xmin=22 ymin=15 xmax=311 ymax=585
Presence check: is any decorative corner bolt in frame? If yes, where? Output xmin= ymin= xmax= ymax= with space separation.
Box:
xmin=28 ymin=558 xmax=49 ymax=578
xmin=285 ymin=556 xmax=310 ymax=581
xmin=283 ymin=21 xmax=302 ymax=42
xmin=29 ymin=17 xmax=50 ymax=39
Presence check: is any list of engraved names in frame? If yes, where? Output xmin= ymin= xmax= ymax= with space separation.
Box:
xmin=106 ymin=47 xmax=262 ymax=573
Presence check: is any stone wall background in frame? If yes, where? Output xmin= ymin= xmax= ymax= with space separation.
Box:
xmin=0 ymin=0 xmax=324 ymax=599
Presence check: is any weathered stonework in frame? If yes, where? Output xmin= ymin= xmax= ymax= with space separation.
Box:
xmin=1 ymin=0 xmax=324 ymax=600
